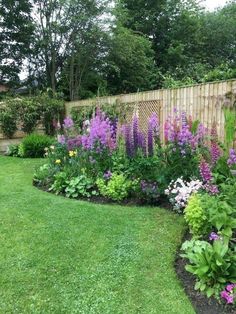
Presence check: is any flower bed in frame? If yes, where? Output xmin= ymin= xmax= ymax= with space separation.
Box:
xmin=34 ymin=108 xmax=236 ymax=310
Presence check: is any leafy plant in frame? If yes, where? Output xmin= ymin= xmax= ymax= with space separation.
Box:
xmin=96 ymin=173 xmax=132 ymax=201
xmin=181 ymin=238 xmax=236 ymax=298
xmin=65 ymin=175 xmax=98 ymax=198
xmin=49 ymin=172 xmax=68 ymax=195
xmin=184 ymin=194 xmax=207 ymax=237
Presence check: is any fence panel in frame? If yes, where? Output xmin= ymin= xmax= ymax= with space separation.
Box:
xmin=65 ymin=79 xmax=236 ymax=145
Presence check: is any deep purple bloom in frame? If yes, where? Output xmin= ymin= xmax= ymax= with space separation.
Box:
xmin=67 ymin=136 xmax=81 ymax=150
xmin=209 ymin=232 xmax=220 ymax=241
xmin=63 ymin=117 xmax=74 ymax=129
xmin=132 ymin=115 xmax=139 ymax=151
xmin=199 ymin=159 xmax=212 ymax=183
xmin=124 ymin=124 xmax=133 ymax=157
xmin=148 ymin=122 xmax=154 ymax=156
xmin=138 ymin=131 xmax=146 ymax=155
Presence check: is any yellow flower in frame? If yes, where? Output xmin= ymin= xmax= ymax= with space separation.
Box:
xmin=55 ymin=159 xmax=61 ymax=164
xmin=69 ymin=150 xmax=77 ymax=157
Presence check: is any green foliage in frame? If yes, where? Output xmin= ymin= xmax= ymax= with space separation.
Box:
xmin=65 ymin=175 xmax=98 ymax=199
xmin=6 ymin=144 xmax=20 ymax=157
xmin=181 ymin=239 xmax=236 ymax=297
xmin=106 ymin=26 xmax=157 ymax=94
xmin=200 ymin=193 xmax=236 ymax=236
xmin=49 ymin=172 xmax=68 ymax=195
xmin=96 ymin=173 xmax=131 ymax=201
xmin=19 ymin=133 xmax=54 ymax=158
xmin=33 ymin=163 xmax=56 ymax=187
xmin=224 ymin=108 xmax=236 ymax=149
xmin=184 ymin=194 xmax=207 ymax=237
xmin=0 ymin=105 xmax=18 ymax=138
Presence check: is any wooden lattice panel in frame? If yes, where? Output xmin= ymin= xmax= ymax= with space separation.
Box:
xmin=137 ymin=100 xmax=162 ymax=133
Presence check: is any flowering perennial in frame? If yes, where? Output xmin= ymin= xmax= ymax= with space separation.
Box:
xmin=227 ymin=148 xmax=236 ymax=167
xmin=165 ymin=178 xmax=203 ymax=212
xmin=221 ymin=283 xmax=236 ymax=304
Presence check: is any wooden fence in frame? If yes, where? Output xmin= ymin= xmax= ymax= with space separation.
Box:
xmin=66 ymin=79 xmax=236 ymax=143
xmin=0 ymin=79 xmax=235 ymax=153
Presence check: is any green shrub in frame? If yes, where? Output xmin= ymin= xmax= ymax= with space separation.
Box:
xmin=0 ymin=107 xmax=18 ymax=138
xmin=19 ymin=134 xmax=54 ymax=158
xmin=6 ymin=144 xmax=20 ymax=156
xmin=184 ymin=194 xmax=207 ymax=237
xmin=96 ymin=173 xmax=131 ymax=201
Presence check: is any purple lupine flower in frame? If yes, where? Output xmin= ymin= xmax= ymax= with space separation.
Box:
xmin=204 ymin=183 xmax=219 ymax=195
xmin=81 ymin=111 xmax=116 ymax=152
xmin=63 ymin=117 xmax=74 ymax=129
xmin=138 ymin=131 xmax=146 ymax=155
xmin=124 ymin=124 xmax=133 ymax=157
xmin=227 ymin=148 xmax=236 ymax=166
xmin=149 ymin=113 xmax=160 ymax=137
xmin=199 ymin=159 xmax=212 ymax=183
xmin=210 ymin=142 xmax=221 ymax=165
xmin=132 ymin=115 xmax=139 ymax=152
xmin=209 ymin=232 xmax=220 ymax=241
xmin=148 ymin=122 xmax=154 ymax=156
xmin=57 ymin=134 xmax=66 ymax=145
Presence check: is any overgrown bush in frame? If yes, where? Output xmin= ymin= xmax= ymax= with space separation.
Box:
xmin=19 ymin=133 xmax=54 ymax=158
xmin=0 ymin=105 xmax=18 ymax=138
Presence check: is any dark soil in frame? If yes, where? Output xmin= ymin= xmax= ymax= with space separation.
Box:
xmin=175 ymin=235 xmax=236 ymax=314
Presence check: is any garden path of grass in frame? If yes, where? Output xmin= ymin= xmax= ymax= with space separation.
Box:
xmin=0 ymin=157 xmax=195 ymax=314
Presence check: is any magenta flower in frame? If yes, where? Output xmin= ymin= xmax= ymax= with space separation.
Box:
xmin=221 ymin=286 xmax=235 ymax=304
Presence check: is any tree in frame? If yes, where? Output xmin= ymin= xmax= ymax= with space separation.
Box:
xmin=105 ymin=26 xmax=157 ymax=94
xmin=28 ymin=0 xmax=107 ymax=96
xmin=0 ymin=0 xmax=34 ymax=86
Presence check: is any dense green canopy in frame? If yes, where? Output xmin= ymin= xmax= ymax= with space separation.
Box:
xmin=0 ymin=0 xmax=235 ymax=98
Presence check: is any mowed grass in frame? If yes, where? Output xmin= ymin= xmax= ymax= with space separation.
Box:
xmin=0 ymin=157 xmax=195 ymax=314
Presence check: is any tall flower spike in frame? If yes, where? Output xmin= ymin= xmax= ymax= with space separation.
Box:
xmin=148 ymin=121 xmax=154 ymax=156
xmin=132 ymin=114 xmax=139 ymax=152
xmin=124 ymin=124 xmax=133 ymax=157
xmin=199 ymin=158 xmax=212 ymax=183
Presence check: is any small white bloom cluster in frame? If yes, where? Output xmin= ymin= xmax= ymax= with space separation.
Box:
xmin=165 ymin=177 xmax=203 ymax=212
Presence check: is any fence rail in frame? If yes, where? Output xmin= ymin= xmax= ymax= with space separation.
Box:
xmin=65 ymin=79 xmax=236 ymax=143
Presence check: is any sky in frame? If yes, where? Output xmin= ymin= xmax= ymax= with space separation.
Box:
xmin=203 ymin=0 xmax=228 ymax=11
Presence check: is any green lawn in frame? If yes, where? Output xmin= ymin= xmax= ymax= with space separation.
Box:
xmin=0 ymin=157 xmax=195 ymax=314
